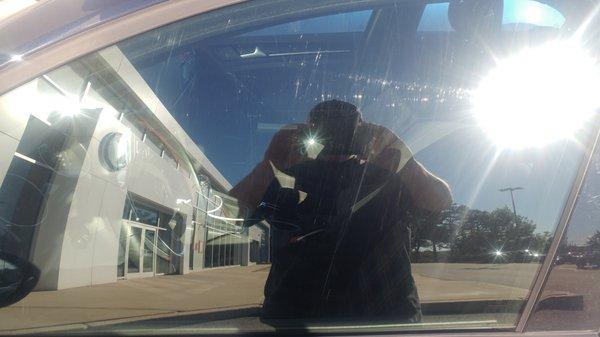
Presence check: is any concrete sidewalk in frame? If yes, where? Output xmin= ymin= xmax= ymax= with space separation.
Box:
xmin=0 ymin=264 xmax=529 ymax=334
xmin=0 ymin=265 xmax=268 ymax=334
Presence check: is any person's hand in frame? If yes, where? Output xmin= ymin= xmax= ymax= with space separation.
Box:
xmin=357 ymin=123 xmax=451 ymax=211
xmin=264 ymin=124 xmax=309 ymax=170
xmin=230 ymin=124 xmax=309 ymax=210
xmin=358 ymin=123 xmax=413 ymax=174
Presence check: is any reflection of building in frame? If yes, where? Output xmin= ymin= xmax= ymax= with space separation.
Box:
xmin=0 ymin=46 xmax=268 ymax=290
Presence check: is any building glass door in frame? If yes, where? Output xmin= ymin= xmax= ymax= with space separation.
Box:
xmin=143 ymin=229 xmax=156 ymax=273
xmin=127 ymin=226 xmax=142 ymax=274
xmin=119 ymin=222 xmax=158 ymax=279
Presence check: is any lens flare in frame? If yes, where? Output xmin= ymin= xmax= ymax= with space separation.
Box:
xmin=473 ymin=41 xmax=600 ymax=149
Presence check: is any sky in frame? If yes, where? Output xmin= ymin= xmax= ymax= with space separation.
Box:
xmin=121 ymin=0 xmax=591 ymax=238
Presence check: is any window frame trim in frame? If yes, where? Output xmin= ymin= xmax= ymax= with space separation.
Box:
xmin=0 ymin=0 xmax=245 ymax=96
xmin=0 ymin=0 xmax=408 ymax=97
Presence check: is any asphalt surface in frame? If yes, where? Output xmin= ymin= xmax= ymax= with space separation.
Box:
xmin=97 ymin=262 xmax=599 ymax=336
xmin=526 ymin=264 xmax=600 ymax=332
xmin=3 ymin=263 xmax=596 ymax=335
xmin=412 ymin=263 xmax=540 ymax=290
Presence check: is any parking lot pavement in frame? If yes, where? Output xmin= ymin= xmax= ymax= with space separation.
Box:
xmin=526 ymin=264 xmax=600 ymax=331
xmin=0 ymin=265 xmax=269 ymax=333
xmin=0 ymin=263 xmax=537 ymax=334
xmin=416 ymin=274 xmax=528 ymax=303
xmin=412 ymin=263 xmax=539 ymax=301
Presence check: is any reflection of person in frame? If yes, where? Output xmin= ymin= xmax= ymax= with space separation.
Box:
xmin=230 ymin=100 xmax=452 ymax=322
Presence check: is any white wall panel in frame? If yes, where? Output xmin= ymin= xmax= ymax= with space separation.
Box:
xmin=0 ymin=80 xmax=37 ymax=141
xmin=91 ymin=182 xmax=127 ymax=285
xmin=57 ymin=172 xmax=106 ymax=289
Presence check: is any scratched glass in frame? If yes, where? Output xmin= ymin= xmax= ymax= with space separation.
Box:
xmin=0 ymin=0 xmax=598 ymax=335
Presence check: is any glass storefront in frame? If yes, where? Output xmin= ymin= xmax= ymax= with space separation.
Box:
xmin=204 ymin=222 xmax=245 ymax=268
xmin=117 ymin=224 xmax=127 ymax=277
xmin=190 ymin=177 xmax=210 ymax=270
xmin=119 ymin=193 xmax=184 ymax=278
xmin=127 ymin=226 xmax=142 ymax=274
xmin=203 ymin=190 xmax=245 ymax=268
xmin=121 ymin=188 xmax=247 ymax=274
xmin=143 ymin=230 xmax=155 ymax=273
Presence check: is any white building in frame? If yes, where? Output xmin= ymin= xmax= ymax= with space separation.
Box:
xmin=0 ymin=46 xmax=268 ymax=291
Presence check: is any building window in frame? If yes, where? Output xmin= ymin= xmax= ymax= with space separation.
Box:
xmin=123 ymin=197 xmax=159 ymax=227
xmin=203 ymin=190 xmax=245 ymax=269
xmin=0 ymin=155 xmax=53 ymax=260
xmin=0 ymin=115 xmax=70 ymax=260
xmin=121 ymin=193 xmax=185 ymax=276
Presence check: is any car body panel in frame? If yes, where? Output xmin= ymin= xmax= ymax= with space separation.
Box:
xmin=0 ymin=0 xmax=244 ymax=95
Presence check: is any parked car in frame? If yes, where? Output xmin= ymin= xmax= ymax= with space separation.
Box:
xmin=576 ymin=250 xmax=600 ymax=269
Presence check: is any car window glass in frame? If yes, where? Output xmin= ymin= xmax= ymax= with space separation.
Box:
xmin=503 ymin=0 xmax=565 ymax=29
xmin=418 ymin=0 xmax=565 ymax=32
xmin=0 ymin=0 xmax=598 ymax=335
xmin=418 ymin=2 xmax=453 ymax=32
xmin=526 ymin=138 xmax=600 ymax=332
xmin=243 ymin=10 xmax=373 ymax=36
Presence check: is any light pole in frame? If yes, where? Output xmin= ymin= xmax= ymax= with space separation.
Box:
xmin=499 ymin=186 xmax=523 ymax=226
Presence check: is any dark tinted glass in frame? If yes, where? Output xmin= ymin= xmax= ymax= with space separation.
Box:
xmin=127 ymin=226 xmax=142 ymax=273
xmin=130 ymin=203 xmax=159 ymax=227
xmin=0 ymin=156 xmax=53 ymax=259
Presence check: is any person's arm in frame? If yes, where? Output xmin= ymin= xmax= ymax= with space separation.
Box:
xmin=399 ymin=158 xmax=452 ymax=212
xmin=229 ymin=124 xmax=307 ymax=210
xmin=363 ymin=123 xmax=452 ymax=212
xmin=229 ymin=160 xmax=275 ymax=211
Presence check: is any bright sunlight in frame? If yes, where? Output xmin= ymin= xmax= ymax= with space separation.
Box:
xmin=473 ymin=41 xmax=600 ymax=149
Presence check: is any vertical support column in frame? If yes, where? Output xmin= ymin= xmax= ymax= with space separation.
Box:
xmin=240 ymin=227 xmax=250 ymax=267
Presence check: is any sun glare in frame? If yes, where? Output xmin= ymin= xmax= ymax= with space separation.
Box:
xmin=473 ymin=41 xmax=600 ymax=149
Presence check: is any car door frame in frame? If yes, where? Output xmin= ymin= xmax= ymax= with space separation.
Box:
xmin=1 ymin=0 xmax=600 ymax=335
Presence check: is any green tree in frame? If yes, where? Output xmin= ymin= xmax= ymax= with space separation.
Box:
xmin=408 ymin=203 xmax=464 ymax=261
xmin=586 ymin=230 xmax=600 ymax=249
xmin=409 ymin=204 xmax=544 ymax=263
xmin=449 ymin=206 xmax=538 ymax=262
xmin=530 ymin=231 xmax=552 ymax=253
